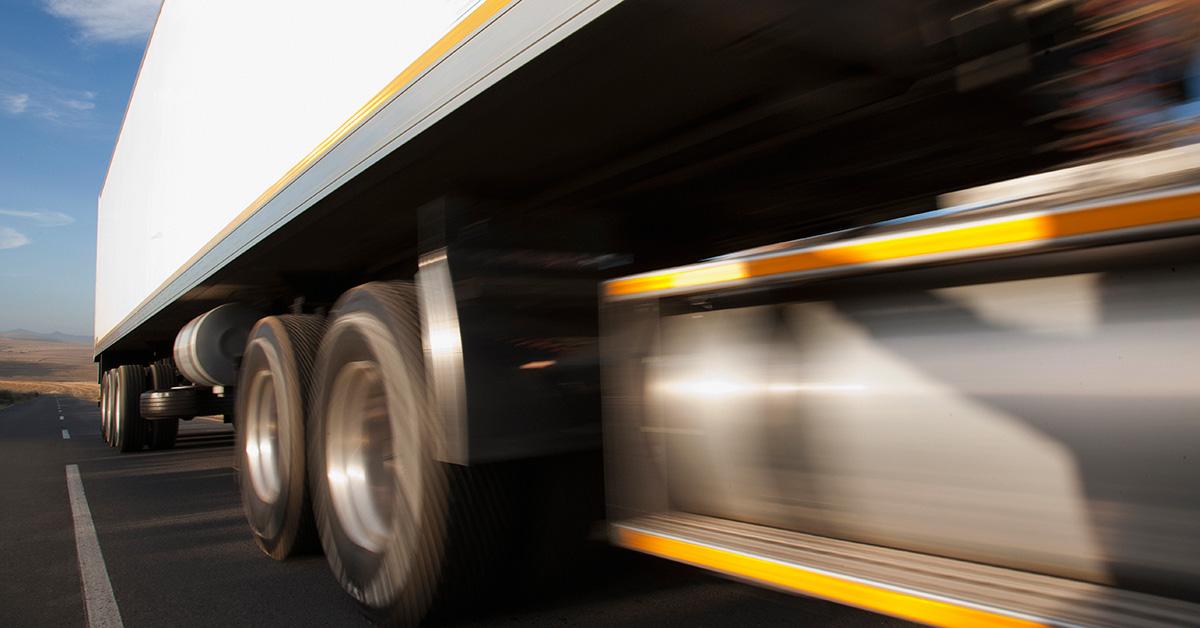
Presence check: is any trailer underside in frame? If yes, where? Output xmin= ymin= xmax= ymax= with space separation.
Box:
xmin=98 ymin=0 xmax=1083 ymax=360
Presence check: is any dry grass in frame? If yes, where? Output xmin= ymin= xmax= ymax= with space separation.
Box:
xmin=0 ymin=335 xmax=98 ymax=407
xmin=0 ymin=335 xmax=95 ymax=381
xmin=0 ymin=379 xmax=99 ymax=402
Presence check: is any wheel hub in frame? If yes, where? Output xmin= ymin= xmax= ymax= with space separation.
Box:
xmin=244 ymin=369 xmax=286 ymax=504
xmin=325 ymin=360 xmax=405 ymax=553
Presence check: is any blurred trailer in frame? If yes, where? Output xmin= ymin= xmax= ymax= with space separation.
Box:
xmin=602 ymin=146 xmax=1200 ymax=627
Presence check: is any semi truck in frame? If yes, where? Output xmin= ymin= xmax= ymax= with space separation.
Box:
xmin=95 ymin=1 xmax=1200 ymax=625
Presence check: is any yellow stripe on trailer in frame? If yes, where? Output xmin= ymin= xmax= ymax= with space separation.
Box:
xmin=605 ymin=189 xmax=1200 ymax=298
xmin=614 ymin=527 xmax=1047 ymax=628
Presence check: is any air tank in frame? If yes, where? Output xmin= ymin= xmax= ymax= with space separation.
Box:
xmin=173 ymin=303 xmax=260 ymax=387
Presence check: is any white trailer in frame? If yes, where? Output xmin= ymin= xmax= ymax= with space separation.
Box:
xmin=95 ymin=0 xmax=618 ymax=352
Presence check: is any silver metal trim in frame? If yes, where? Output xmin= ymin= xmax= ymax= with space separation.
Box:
xmin=416 ymin=248 xmax=469 ymax=464
xmin=939 ymin=144 xmax=1200 ymax=213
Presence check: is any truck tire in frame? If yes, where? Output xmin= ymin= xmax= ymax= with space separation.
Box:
xmin=113 ymin=365 xmax=148 ymax=452
xmin=308 ymin=282 xmax=512 ymax=626
xmin=147 ymin=419 xmax=179 ymax=450
xmin=104 ymin=369 xmax=120 ymax=447
xmin=100 ymin=370 xmax=112 ymax=444
xmin=236 ymin=314 xmax=325 ymax=560
xmin=148 ymin=358 xmax=179 ymax=391
xmin=140 ymin=386 xmax=216 ymax=418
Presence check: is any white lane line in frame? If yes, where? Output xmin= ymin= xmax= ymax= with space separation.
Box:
xmin=62 ymin=429 xmax=71 ymax=440
xmin=60 ymin=415 xmax=65 ymax=421
xmin=65 ymin=465 xmax=124 ymax=628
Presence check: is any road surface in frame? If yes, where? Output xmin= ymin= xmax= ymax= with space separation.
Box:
xmin=0 ymin=395 xmax=909 ymax=627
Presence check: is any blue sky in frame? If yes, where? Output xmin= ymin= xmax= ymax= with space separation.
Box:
xmin=0 ymin=0 xmax=159 ymax=337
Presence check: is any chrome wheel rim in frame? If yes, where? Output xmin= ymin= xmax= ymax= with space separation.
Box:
xmin=100 ymin=372 xmax=109 ymax=442
xmin=244 ymin=368 xmax=285 ymax=504
xmin=112 ymin=371 xmax=124 ymax=446
xmin=105 ymin=370 xmax=115 ymax=442
xmin=322 ymin=311 xmax=427 ymax=560
xmin=326 ymin=360 xmax=398 ymax=553
xmin=109 ymin=372 xmax=116 ymax=443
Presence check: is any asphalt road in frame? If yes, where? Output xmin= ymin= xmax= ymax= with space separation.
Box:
xmin=0 ymin=395 xmax=909 ymax=627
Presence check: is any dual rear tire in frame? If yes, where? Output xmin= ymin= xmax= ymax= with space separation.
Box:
xmin=146 ymin=417 xmax=179 ymax=450
xmin=235 ymin=315 xmax=325 ymax=560
xmin=100 ymin=363 xmax=181 ymax=451
xmin=237 ymin=282 xmax=515 ymax=625
xmin=144 ymin=359 xmax=180 ymax=450
xmin=112 ymin=365 xmax=148 ymax=452
xmin=100 ymin=370 xmax=114 ymax=444
xmin=307 ymin=283 xmax=453 ymax=624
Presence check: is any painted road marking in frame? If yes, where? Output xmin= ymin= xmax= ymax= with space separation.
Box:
xmin=60 ymin=415 xmax=65 ymax=421
xmin=62 ymin=429 xmax=71 ymax=440
xmin=66 ymin=465 xmax=124 ymax=628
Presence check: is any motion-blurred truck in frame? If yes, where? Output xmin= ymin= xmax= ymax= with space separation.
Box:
xmin=96 ymin=1 xmax=1200 ymax=625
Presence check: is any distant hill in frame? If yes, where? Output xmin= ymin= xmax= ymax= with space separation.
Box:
xmin=0 ymin=329 xmax=91 ymax=345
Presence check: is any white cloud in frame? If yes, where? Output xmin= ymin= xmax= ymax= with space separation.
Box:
xmin=1 ymin=51 xmax=103 ymax=125
xmin=0 ymin=84 xmax=97 ymax=125
xmin=61 ymin=99 xmax=95 ymax=111
xmin=43 ymin=0 xmax=162 ymax=44
xmin=0 ymin=209 xmax=75 ymax=227
xmin=3 ymin=93 xmax=29 ymax=114
xmin=0 ymin=227 xmax=30 ymax=250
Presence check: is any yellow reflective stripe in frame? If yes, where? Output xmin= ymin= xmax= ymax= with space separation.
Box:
xmin=614 ymin=528 xmax=1047 ymax=628
xmin=610 ymin=261 xmax=750 ymax=296
xmin=605 ymin=190 xmax=1200 ymax=297
xmin=238 ymin=0 xmax=513 ymax=228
